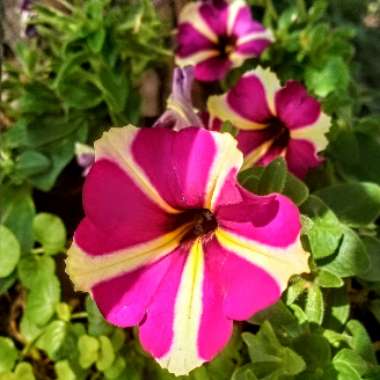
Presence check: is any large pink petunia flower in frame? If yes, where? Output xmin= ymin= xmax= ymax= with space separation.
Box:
xmin=66 ymin=125 xmax=309 ymax=375
xmin=176 ymin=0 xmax=273 ymax=82
xmin=208 ymin=67 xmax=331 ymax=178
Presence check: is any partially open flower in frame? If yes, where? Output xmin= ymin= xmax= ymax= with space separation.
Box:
xmin=176 ymin=0 xmax=273 ymax=82
xmin=208 ymin=67 xmax=331 ymax=178
xmin=66 ymin=126 xmax=309 ymax=375
xmin=153 ymin=66 xmax=203 ymax=130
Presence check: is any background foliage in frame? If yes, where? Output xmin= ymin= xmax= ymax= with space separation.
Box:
xmin=1 ymin=0 xmax=380 ymax=379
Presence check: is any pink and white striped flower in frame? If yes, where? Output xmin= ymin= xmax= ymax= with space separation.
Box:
xmin=208 ymin=67 xmax=331 ymax=178
xmin=176 ymin=0 xmax=273 ymax=82
xmin=66 ymin=125 xmax=309 ymax=375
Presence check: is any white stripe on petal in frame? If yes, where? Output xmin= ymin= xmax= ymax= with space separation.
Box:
xmin=157 ymin=239 xmax=205 ymax=376
xmin=290 ymin=112 xmax=331 ymax=152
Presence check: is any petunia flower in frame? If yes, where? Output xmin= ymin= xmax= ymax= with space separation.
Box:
xmin=66 ymin=125 xmax=309 ymax=375
xmin=176 ymin=0 xmax=273 ymax=82
xmin=208 ymin=67 xmax=331 ymax=178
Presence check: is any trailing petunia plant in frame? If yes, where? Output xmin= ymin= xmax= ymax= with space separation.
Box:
xmin=1 ymin=1 xmax=380 ymax=380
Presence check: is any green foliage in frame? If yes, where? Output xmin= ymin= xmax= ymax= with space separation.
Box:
xmin=1 ymin=1 xmax=380 ymax=380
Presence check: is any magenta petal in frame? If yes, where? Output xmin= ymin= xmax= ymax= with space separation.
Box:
xmin=198 ymin=241 xmax=232 ymax=360
xmin=237 ymin=129 xmax=273 ymax=156
xmin=194 ymin=56 xmax=232 ymax=81
xmin=286 ymin=139 xmax=322 ymax=179
xmin=204 ymin=237 xmax=281 ymax=321
xmin=217 ymin=187 xmax=301 ymax=248
xmin=236 ymin=39 xmax=272 ymax=55
xmin=275 ymin=81 xmax=321 ymax=129
xmin=76 ymin=160 xmax=173 ymax=255
xmin=92 ymin=253 xmax=174 ymax=327
xmin=132 ymin=127 xmax=216 ymax=209
xmin=177 ymin=23 xmax=215 ymax=57
xmin=227 ymin=74 xmax=272 ymax=124
xmin=256 ymin=143 xmax=285 ymax=166
xmin=199 ymin=2 xmax=228 ymax=36
xmin=139 ymin=246 xmax=187 ymax=358
xmin=232 ymin=6 xmax=266 ymax=36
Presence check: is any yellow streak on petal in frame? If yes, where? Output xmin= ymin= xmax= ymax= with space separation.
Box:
xmin=176 ymin=50 xmax=219 ymax=67
xmin=249 ymin=67 xmax=281 ymax=116
xmin=95 ymin=126 xmax=179 ymax=214
xmin=241 ymin=138 xmax=274 ymax=170
xmin=179 ymin=2 xmax=218 ymax=43
xmin=290 ymin=112 xmax=331 ymax=152
xmin=216 ymin=228 xmax=310 ymax=292
xmin=227 ymin=0 xmax=246 ymax=34
xmin=157 ymin=239 xmax=205 ymax=376
xmin=65 ymin=224 xmax=190 ymax=292
xmin=208 ymin=94 xmax=268 ymax=131
xmin=204 ymin=131 xmax=243 ymax=211
xmin=237 ymin=30 xmax=274 ymax=45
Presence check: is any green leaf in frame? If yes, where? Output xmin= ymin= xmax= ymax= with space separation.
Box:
xmin=55 ymin=361 xmax=76 ymax=380
xmin=15 ymin=151 xmax=51 ymax=177
xmin=56 ymin=303 xmax=71 ymax=322
xmin=0 ymin=186 xmax=35 ymax=253
xmin=87 ymin=28 xmax=106 ymax=53
xmin=305 ymin=285 xmax=324 ymax=325
xmin=26 ymin=272 xmax=61 ymax=326
xmin=325 ymin=286 xmax=350 ymax=329
xmin=358 ymin=236 xmax=380 ymax=282
xmin=13 ymin=362 xmax=35 ymax=380
xmin=36 ymin=321 xmax=67 ymax=360
xmin=315 ymin=182 xmax=380 ymax=226
xmin=257 ymin=158 xmax=287 ymax=195
xmin=345 ymin=320 xmax=377 ymax=364
xmin=86 ymin=297 xmax=113 ymax=336
xmin=96 ymin=336 xmax=115 ymax=371
xmin=292 ymin=334 xmax=331 ymax=371
xmin=321 ymin=227 xmax=369 ymax=278
xmin=334 ymin=349 xmax=368 ymax=376
xmin=243 ymin=322 xmax=306 ymax=377
xmin=0 ymin=337 xmax=18 ymax=373
xmin=0 ymin=226 xmax=21 ymax=278
xmin=18 ymin=255 xmax=55 ymax=289
xmin=33 ymin=213 xmax=66 ymax=255
xmin=104 ymin=357 xmax=126 ymax=379
xmin=232 ymin=365 xmax=258 ymax=380
xmin=305 ymin=56 xmax=350 ymax=97
xmin=369 ymin=299 xmax=380 ymax=324
xmin=316 ymin=269 xmax=344 ymax=288
xmin=282 ymin=172 xmax=309 ymax=206
xmin=19 ymin=313 xmax=42 ymax=343
xmin=302 ymin=196 xmax=343 ymax=259
xmin=78 ymin=335 xmax=99 ymax=369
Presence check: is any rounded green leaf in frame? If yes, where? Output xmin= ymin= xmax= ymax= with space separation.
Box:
xmin=305 ymin=285 xmax=324 ymax=325
xmin=0 ymin=337 xmax=18 ymax=373
xmin=55 ymin=361 xmax=75 ymax=380
xmin=78 ymin=335 xmax=99 ymax=369
xmin=33 ymin=213 xmax=66 ymax=255
xmin=96 ymin=336 xmax=115 ymax=371
xmin=257 ymin=158 xmax=287 ymax=195
xmin=0 ymin=226 xmax=21 ymax=278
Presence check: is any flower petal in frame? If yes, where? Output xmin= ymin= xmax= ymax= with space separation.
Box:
xmin=131 ymin=127 xmax=242 ymax=211
xmin=176 ymin=23 xmax=216 ymax=59
xmin=178 ymin=2 xmax=218 ymax=42
xmin=140 ymin=240 xmax=207 ymax=376
xmin=229 ymin=1 xmax=266 ymax=36
xmin=275 ymin=81 xmax=321 ymax=129
xmin=92 ymin=252 xmax=175 ymax=327
xmin=216 ymin=188 xmax=309 ymax=291
xmin=208 ymin=68 xmax=280 ymax=129
xmin=204 ymin=237 xmax=281 ymax=321
xmin=285 ymin=139 xmax=322 ymax=179
xmin=194 ymin=56 xmax=233 ymax=82
xmin=66 ymin=221 xmax=188 ymax=292
xmin=290 ymin=112 xmax=331 ymax=152
xmin=199 ymin=1 xmax=228 ymax=36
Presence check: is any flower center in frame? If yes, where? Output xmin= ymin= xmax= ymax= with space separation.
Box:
xmin=216 ymin=35 xmax=237 ymax=58
xmin=178 ymin=208 xmax=218 ymax=242
xmin=267 ymin=117 xmax=290 ymax=149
